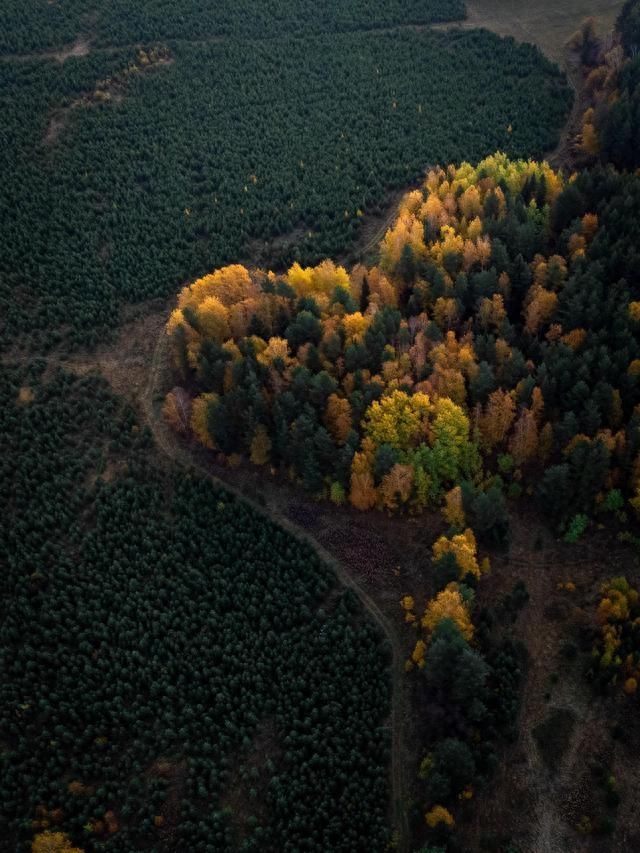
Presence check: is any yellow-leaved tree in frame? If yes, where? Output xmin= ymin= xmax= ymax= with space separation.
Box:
xmin=425 ymin=805 xmax=455 ymax=829
xmin=379 ymin=211 xmax=427 ymax=271
xmin=195 ymin=296 xmax=231 ymax=343
xmin=421 ymin=583 xmax=474 ymax=641
xmin=432 ymin=529 xmax=482 ymax=580
xmin=363 ymin=390 xmax=431 ymax=453
xmin=190 ymin=393 xmax=217 ymax=449
xmin=287 ymin=259 xmax=350 ymax=297
xmin=32 ymin=832 xmax=84 ymax=853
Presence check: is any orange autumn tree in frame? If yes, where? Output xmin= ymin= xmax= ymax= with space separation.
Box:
xmin=421 ymin=584 xmax=474 ymax=641
xmin=592 ymin=578 xmax=640 ymax=694
xmin=432 ymin=529 xmax=483 ymax=580
xmin=190 ymin=393 xmax=217 ymax=449
xmin=425 ymin=805 xmax=455 ymax=829
xmin=380 ymin=463 xmax=414 ymax=511
xmin=442 ymin=485 xmax=465 ymax=527
xmin=474 ymin=388 xmax=516 ymax=452
xmin=324 ymin=393 xmax=352 ymax=445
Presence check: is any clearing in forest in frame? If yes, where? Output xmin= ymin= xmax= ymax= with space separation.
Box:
xmin=435 ymin=0 xmax=625 ymax=63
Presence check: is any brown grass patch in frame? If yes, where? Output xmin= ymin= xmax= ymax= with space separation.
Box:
xmin=53 ymin=36 xmax=91 ymax=63
xmin=433 ymin=0 xmax=625 ymax=64
xmin=44 ymin=110 xmax=71 ymax=146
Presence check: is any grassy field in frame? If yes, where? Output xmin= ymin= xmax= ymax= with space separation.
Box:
xmin=438 ymin=0 xmax=626 ymax=63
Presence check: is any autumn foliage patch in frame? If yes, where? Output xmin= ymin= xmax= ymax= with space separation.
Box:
xmin=166 ymin=154 xmax=640 ymax=532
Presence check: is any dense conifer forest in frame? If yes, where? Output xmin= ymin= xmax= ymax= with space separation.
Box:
xmin=0 ymin=28 xmax=569 ymax=347
xmin=0 ymin=366 xmax=390 ymax=852
xmin=0 ymin=0 xmax=465 ymax=54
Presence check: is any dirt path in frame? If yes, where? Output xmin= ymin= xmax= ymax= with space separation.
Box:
xmin=547 ymin=52 xmax=588 ymax=171
xmin=350 ymin=189 xmax=409 ymax=264
xmin=0 ymin=35 xmax=91 ymax=63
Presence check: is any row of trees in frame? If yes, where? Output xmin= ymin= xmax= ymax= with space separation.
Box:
xmin=0 ymin=366 xmax=391 ymax=852
xmin=574 ymin=0 xmax=640 ymax=170
xmin=0 ymin=28 xmax=570 ymax=347
xmin=165 ymin=153 xmax=640 ymax=531
xmin=589 ymin=576 xmax=640 ymax=695
xmin=401 ymin=533 xmax=527 ymax=849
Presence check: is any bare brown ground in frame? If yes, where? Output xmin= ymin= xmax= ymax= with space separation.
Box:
xmin=53 ymin=36 xmax=91 ymax=63
xmin=456 ymin=511 xmax=640 ymax=852
xmin=43 ymin=111 xmax=71 ymax=146
xmin=433 ymin=0 xmax=625 ymax=64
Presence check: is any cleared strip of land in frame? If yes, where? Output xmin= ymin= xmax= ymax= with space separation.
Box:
xmin=434 ymin=0 xmax=625 ymax=63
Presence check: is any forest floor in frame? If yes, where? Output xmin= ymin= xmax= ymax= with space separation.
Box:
xmin=547 ymin=53 xmax=585 ymax=172
xmin=455 ymin=515 xmax=640 ymax=853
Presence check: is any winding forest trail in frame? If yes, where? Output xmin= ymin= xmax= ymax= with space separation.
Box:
xmin=548 ymin=54 xmax=585 ymax=171
xmin=142 ymin=329 xmax=412 ymax=853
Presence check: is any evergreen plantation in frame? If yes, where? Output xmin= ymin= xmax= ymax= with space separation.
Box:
xmin=0 ymin=367 xmax=390 ymax=852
